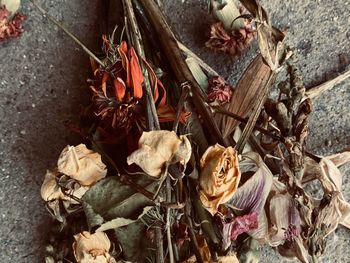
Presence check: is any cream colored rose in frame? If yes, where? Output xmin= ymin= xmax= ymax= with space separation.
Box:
xmin=57 ymin=144 xmax=107 ymax=186
xmin=41 ymin=169 xmax=89 ymax=222
xmin=199 ymin=144 xmax=241 ymax=214
xmin=127 ymin=130 xmax=191 ymax=178
xmin=73 ymin=231 xmax=116 ymax=263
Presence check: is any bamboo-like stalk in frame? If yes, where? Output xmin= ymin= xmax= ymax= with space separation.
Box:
xmin=138 ymin=0 xmax=227 ymax=147
xmin=122 ymin=0 xmax=160 ymax=131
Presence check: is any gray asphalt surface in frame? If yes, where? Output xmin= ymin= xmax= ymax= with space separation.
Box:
xmin=0 ymin=0 xmax=349 ymax=262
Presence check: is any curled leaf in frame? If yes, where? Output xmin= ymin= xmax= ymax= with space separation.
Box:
xmin=57 ymin=144 xmax=107 ymax=186
xmin=199 ymin=144 xmax=241 ymax=215
xmin=73 ymin=231 xmax=116 ymax=263
xmin=127 ymin=130 xmax=191 ymax=178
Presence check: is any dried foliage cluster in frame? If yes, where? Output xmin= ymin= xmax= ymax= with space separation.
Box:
xmin=4 ymin=0 xmax=346 ymax=262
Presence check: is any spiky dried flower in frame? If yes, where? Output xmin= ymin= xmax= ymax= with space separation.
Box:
xmin=207 ymin=76 xmax=233 ymax=105
xmin=0 ymin=5 xmax=25 ymax=41
xmin=206 ymin=21 xmax=255 ymax=56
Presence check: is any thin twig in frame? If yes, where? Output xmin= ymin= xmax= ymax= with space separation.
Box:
xmin=213 ymin=106 xmax=284 ymax=141
xmin=306 ymin=68 xmax=350 ymax=99
xmin=166 ymin=177 xmax=175 ymax=263
xmin=172 ymin=85 xmax=190 ymax=132
xmin=177 ymin=41 xmax=219 ymax=77
xmin=29 ymin=0 xmax=105 ymax=67
xmin=138 ymin=0 xmax=227 ymax=147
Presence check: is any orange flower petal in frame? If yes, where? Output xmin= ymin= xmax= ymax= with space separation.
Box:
xmin=101 ymin=73 xmax=109 ymax=97
xmin=118 ymin=42 xmax=131 ymax=88
xmin=113 ymin=77 xmax=126 ymax=101
xmin=129 ymin=47 xmax=144 ymax=99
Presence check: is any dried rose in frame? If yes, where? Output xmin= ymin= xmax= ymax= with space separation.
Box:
xmin=127 ymin=130 xmax=191 ymax=178
xmin=0 ymin=1 xmax=25 ymax=41
xmin=57 ymin=144 xmax=107 ymax=186
xmin=40 ymin=169 xmax=89 ymax=222
xmin=199 ymin=144 xmax=241 ymax=214
xmin=73 ymin=231 xmax=116 ymax=263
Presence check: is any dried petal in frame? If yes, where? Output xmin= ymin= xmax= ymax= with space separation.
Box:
xmin=228 ymin=152 xmax=273 ymax=240
xmin=73 ymin=231 xmax=116 ymax=263
xmin=113 ymin=77 xmax=126 ymax=101
xmin=128 ymin=47 xmax=144 ymax=99
xmin=57 ymin=144 xmax=107 ymax=186
xmin=1 ymin=0 xmax=20 ymax=14
xmin=127 ymin=130 xmax=191 ymax=178
xmin=268 ymin=193 xmax=301 ymax=246
xmin=207 ymin=76 xmax=233 ymax=105
xmin=199 ymin=144 xmax=241 ymax=214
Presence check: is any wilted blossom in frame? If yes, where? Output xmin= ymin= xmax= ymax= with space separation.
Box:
xmin=0 ymin=5 xmax=25 ymax=41
xmin=199 ymin=144 xmax=241 ymax=215
xmin=207 ymin=76 xmax=233 ymax=105
xmin=57 ymin=144 xmax=107 ymax=186
xmin=206 ymin=21 xmax=255 ymax=56
xmin=127 ymin=130 xmax=191 ymax=178
xmin=73 ymin=231 xmax=116 ymax=263
xmin=41 ymin=169 xmax=89 ymax=223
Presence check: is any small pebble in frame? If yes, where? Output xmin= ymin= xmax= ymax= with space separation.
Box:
xmin=20 ymin=130 xmax=26 ymax=135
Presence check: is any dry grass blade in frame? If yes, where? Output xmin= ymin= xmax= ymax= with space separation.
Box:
xmin=306 ymin=69 xmax=350 ymax=99
xmin=217 ymin=55 xmax=272 ymax=139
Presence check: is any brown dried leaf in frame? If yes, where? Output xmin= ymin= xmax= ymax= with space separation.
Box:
xmin=217 ymin=55 xmax=272 ymax=138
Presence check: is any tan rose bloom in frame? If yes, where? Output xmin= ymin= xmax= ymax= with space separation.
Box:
xmin=41 ymin=169 xmax=89 ymax=222
xmin=199 ymin=144 xmax=241 ymax=214
xmin=57 ymin=144 xmax=107 ymax=186
xmin=73 ymin=231 xmax=116 ymax=263
xmin=127 ymin=130 xmax=191 ymax=178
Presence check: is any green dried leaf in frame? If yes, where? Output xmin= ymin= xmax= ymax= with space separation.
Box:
xmin=186 ymin=57 xmax=209 ymax=91
xmin=96 ymin=206 xmax=153 ymax=232
xmin=114 ymin=219 xmax=154 ymax=262
xmin=82 ymin=175 xmax=156 ymax=230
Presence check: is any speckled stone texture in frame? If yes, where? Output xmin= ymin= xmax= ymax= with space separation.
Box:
xmin=0 ymin=0 xmax=349 ymax=262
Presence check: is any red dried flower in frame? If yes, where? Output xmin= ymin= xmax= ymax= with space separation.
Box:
xmin=207 ymin=76 xmax=233 ymax=105
xmin=206 ymin=21 xmax=255 ymax=56
xmin=0 ymin=6 xmax=25 ymax=41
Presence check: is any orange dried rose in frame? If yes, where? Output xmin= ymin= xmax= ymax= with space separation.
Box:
xmin=199 ymin=144 xmax=241 ymax=214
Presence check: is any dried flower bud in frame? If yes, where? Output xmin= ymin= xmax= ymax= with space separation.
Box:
xmin=207 ymin=76 xmax=233 ymax=105
xmin=127 ymin=130 xmax=191 ymax=178
xmin=57 ymin=144 xmax=107 ymax=186
xmin=73 ymin=231 xmax=116 ymax=263
xmin=199 ymin=144 xmax=241 ymax=214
